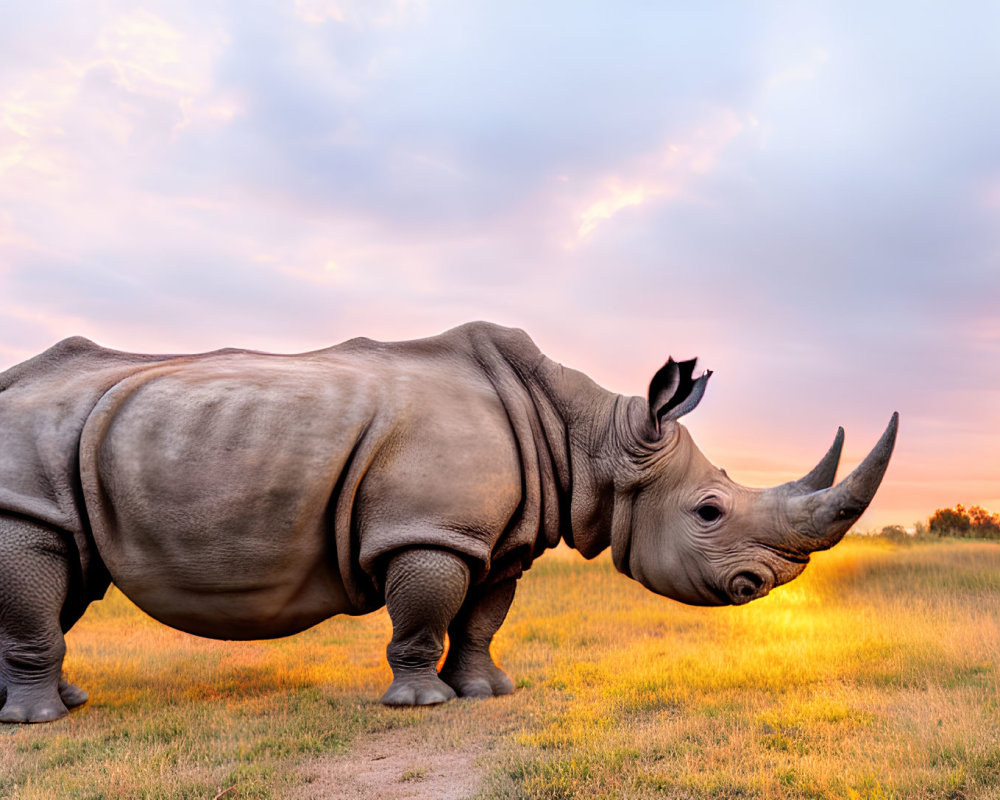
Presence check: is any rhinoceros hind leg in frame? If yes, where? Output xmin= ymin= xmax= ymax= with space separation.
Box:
xmin=380 ymin=547 xmax=470 ymax=707
xmin=440 ymin=577 xmax=516 ymax=698
xmin=0 ymin=516 xmax=75 ymax=723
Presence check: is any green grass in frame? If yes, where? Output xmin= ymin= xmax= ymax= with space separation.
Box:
xmin=2 ymin=539 xmax=999 ymax=799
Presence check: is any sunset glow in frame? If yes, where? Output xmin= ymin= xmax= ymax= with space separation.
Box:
xmin=2 ymin=2 xmax=998 ymax=529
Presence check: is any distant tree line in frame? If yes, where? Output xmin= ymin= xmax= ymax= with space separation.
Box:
xmin=868 ymin=504 xmax=1000 ymax=541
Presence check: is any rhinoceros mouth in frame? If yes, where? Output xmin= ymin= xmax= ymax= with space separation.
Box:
xmin=762 ymin=543 xmax=811 ymax=565
xmin=706 ymin=582 xmax=732 ymax=605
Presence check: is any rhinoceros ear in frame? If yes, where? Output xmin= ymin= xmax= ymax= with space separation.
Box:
xmin=647 ymin=358 xmax=711 ymax=436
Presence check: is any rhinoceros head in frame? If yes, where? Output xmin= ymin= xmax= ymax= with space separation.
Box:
xmin=616 ymin=358 xmax=897 ymax=606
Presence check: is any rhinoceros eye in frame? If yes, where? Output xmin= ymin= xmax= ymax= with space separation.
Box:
xmin=696 ymin=503 xmax=723 ymax=523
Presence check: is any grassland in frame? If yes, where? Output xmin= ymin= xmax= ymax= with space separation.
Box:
xmin=2 ymin=538 xmax=999 ymax=799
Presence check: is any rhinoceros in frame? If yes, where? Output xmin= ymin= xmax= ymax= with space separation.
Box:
xmin=0 ymin=322 xmax=897 ymax=722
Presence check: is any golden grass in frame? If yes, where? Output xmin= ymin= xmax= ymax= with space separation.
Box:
xmin=2 ymin=538 xmax=999 ymax=799
xmin=491 ymin=540 xmax=1000 ymax=799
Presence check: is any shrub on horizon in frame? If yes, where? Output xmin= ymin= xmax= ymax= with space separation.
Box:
xmin=877 ymin=524 xmax=910 ymax=541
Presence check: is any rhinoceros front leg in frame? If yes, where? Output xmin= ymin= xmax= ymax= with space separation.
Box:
xmin=439 ymin=577 xmax=516 ymax=698
xmin=380 ymin=547 xmax=470 ymax=706
xmin=0 ymin=516 xmax=87 ymax=723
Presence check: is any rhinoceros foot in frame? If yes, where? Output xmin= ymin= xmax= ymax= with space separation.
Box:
xmin=0 ymin=684 xmax=69 ymax=724
xmin=440 ymin=659 xmax=514 ymax=698
xmin=380 ymin=672 xmax=457 ymax=706
xmin=58 ymin=679 xmax=89 ymax=709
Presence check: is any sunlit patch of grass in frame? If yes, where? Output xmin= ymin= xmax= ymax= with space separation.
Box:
xmin=487 ymin=540 xmax=1000 ymax=799
xmin=3 ymin=539 xmax=999 ymax=798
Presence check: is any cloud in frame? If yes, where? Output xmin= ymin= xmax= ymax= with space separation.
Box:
xmin=570 ymin=110 xmax=747 ymax=242
xmin=293 ymin=0 xmax=428 ymax=28
xmin=0 ymin=5 xmax=229 ymax=178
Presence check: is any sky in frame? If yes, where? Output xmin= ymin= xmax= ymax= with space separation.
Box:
xmin=1 ymin=1 xmax=998 ymax=530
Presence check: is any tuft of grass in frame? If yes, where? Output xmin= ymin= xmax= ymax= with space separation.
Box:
xmin=2 ymin=539 xmax=999 ymax=799
xmin=400 ymin=765 xmax=428 ymax=782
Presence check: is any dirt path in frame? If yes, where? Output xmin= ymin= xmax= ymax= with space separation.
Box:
xmin=291 ymin=725 xmax=487 ymax=800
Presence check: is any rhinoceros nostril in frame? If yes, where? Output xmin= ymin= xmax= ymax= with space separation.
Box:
xmin=729 ymin=571 xmax=765 ymax=604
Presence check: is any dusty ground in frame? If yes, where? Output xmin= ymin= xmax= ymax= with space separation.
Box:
xmin=291 ymin=724 xmax=488 ymax=800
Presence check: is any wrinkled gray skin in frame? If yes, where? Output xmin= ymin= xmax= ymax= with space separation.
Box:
xmin=0 ymin=322 xmax=897 ymax=722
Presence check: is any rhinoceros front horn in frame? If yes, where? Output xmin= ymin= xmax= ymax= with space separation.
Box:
xmin=786 ymin=413 xmax=899 ymax=550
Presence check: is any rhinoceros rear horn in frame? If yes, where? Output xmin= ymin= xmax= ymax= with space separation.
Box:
xmin=789 ymin=412 xmax=899 ymax=550
xmin=793 ymin=427 xmax=845 ymax=492
xmin=647 ymin=358 xmax=712 ymax=436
